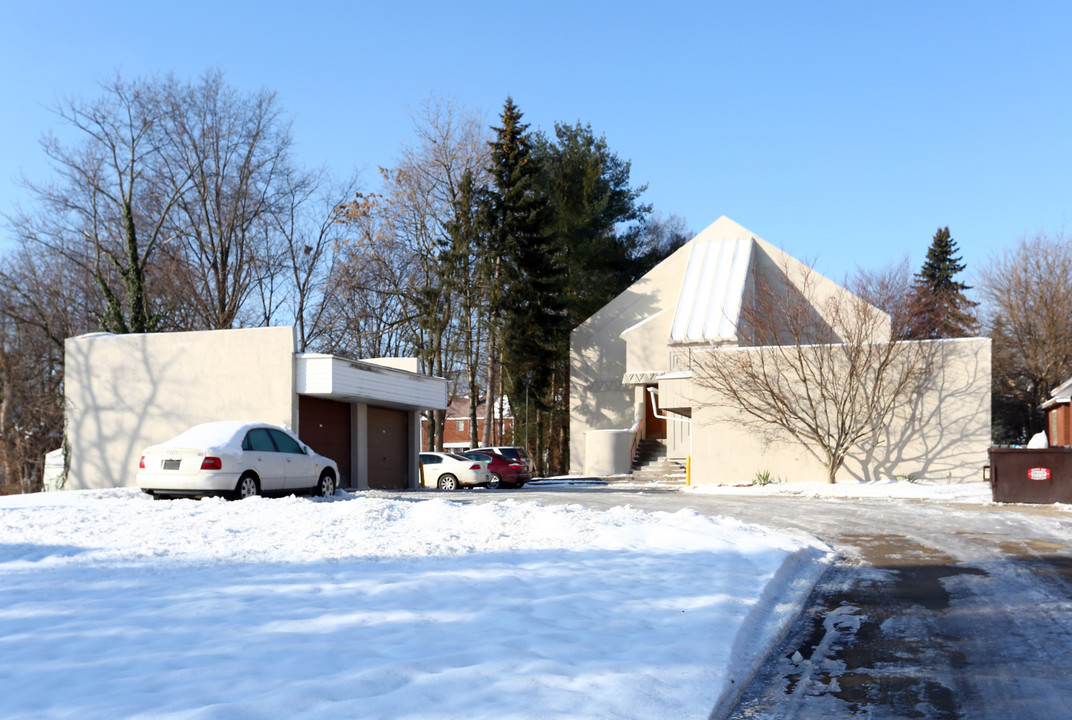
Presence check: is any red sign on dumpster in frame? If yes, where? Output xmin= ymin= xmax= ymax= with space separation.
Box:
xmin=1028 ymin=467 xmax=1052 ymax=481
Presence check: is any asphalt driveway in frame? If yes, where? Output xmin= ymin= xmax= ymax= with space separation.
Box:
xmin=438 ymin=487 xmax=1072 ymax=720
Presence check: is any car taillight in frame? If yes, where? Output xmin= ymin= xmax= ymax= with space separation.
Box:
xmin=509 ymin=463 xmax=522 ymax=469
xmin=469 ymin=463 xmax=481 ymax=470
xmin=139 ymin=456 xmax=145 ymax=469
xmin=201 ymin=457 xmax=222 ymax=470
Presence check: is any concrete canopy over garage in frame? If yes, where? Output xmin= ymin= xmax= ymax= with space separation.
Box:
xmin=63 ymin=327 xmax=448 ymax=492
xmin=295 ymin=354 xmax=446 ymax=489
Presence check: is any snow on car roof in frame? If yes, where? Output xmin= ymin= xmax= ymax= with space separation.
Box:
xmin=156 ymin=421 xmax=283 ymax=451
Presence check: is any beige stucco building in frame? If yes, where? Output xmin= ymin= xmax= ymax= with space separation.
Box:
xmin=570 ymin=217 xmax=991 ymax=484
xmin=64 ymin=326 xmax=448 ymax=491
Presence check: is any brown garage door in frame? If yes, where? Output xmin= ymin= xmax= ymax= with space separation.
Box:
xmin=299 ymin=396 xmax=352 ymax=488
xmin=367 ymin=406 xmax=409 ymax=490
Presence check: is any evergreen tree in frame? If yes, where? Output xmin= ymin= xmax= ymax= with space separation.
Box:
xmin=535 ymin=122 xmax=655 ymax=330
xmin=533 ymin=122 xmax=679 ymax=471
xmin=481 ymin=100 xmax=680 ymax=473
xmin=483 ymin=99 xmax=566 ymax=458
xmin=905 ymin=226 xmax=978 ymax=339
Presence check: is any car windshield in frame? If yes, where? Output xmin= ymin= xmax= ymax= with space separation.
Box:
xmin=448 ymin=453 xmax=472 ymax=461
xmin=466 ymin=453 xmax=492 ymax=461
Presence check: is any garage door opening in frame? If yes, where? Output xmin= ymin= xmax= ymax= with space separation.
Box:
xmin=299 ymin=396 xmax=352 ymax=488
xmin=367 ymin=406 xmax=409 ymax=490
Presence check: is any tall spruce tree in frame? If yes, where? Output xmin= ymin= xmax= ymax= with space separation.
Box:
xmin=483 ymin=99 xmax=566 ymax=463
xmin=905 ymin=226 xmax=978 ymax=339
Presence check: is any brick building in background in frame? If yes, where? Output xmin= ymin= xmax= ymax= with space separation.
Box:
xmin=422 ymin=396 xmax=514 ymax=451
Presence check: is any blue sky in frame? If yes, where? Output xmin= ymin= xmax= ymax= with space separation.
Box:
xmin=2 ymin=1 xmax=1070 ymax=286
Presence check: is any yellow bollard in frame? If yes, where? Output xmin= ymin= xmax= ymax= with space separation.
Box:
xmin=686 ymin=456 xmax=691 ymax=486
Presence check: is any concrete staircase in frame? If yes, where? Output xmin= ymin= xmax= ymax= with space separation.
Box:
xmin=628 ymin=439 xmax=688 ymax=486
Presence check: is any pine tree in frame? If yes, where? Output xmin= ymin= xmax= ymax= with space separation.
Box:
xmin=480 ymin=100 xmax=678 ymax=473
xmin=535 ymin=121 xmax=653 ymax=330
xmin=482 ymin=99 xmax=566 ymax=464
xmin=905 ymin=226 xmax=978 ymax=339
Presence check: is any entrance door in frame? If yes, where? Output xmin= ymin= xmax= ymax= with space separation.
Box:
xmin=367 ymin=406 xmax=409 ymax=490
xmin=644 ymin=385 xmax=667 ymax=439
xmin=299 ymin=396 xmax=352 ymax=487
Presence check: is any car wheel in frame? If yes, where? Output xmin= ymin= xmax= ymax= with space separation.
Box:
xmin=488 ymin=473 xmax=502 ymax=490
xmin=316 ymin=470 xmax=336 ymax=497
xmin=233 ymin=473 xmax=260 ymax=500
xmin=438 ymin=474 xmax=459 ymax=491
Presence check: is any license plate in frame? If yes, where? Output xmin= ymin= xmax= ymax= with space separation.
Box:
xmin=162 ymin=459 xmax=181 ymax=470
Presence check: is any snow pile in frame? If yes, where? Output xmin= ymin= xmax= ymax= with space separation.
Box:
xmin=0 ymin=489 xmax=831 ymax=719
xmin=688 ymin=478 xmax=993 ymax=502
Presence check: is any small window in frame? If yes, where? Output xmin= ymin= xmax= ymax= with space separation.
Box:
xmin=456 ymin=420 xmax=465 ymax=432
xmin=244 ymin=428 xmax=277 ymax=452
xmin=420 ymin=454 xmax=440 ymax=464
xmin=269 ymin=429 xmax=304 ymax=454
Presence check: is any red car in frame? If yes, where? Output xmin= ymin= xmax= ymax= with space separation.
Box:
xmin=460 ymin=451 xmax=532 ymax=489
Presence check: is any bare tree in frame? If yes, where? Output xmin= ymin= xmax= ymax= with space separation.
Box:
xmin=160 ymin=70 xmax=295 ymax=329
xmin=692 ymin=263 xmax=934 ymax=483
xmin=11 ymin=75 xmax=190 ymax=333
xmin=396 ymin=97 xmax=490 ymax=449
xmin=259 ymin=170 xmax=359 ymax=350
xmin=0 ymin=246 xmax=98 ymax=492
xmin=333 ymin=96 xmax=489 ymax=449
xmin=846 ymin=255 xmax=916 ymax=339
xmin=977 ymin=231 xmax=1072 ymax=443
xmin=328 ymin=191 xmax=429 ymax=361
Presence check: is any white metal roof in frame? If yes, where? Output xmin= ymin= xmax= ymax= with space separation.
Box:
xmin=669 ymin=236 xmax=753 ymax=343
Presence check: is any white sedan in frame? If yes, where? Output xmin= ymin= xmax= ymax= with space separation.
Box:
xmin=137 ymin=421 xmax=339 ymax=500
xmin=419 ymin=452 xmax=493 ymax=490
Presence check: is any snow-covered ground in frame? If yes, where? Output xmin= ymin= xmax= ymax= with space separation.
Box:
xmin=0 ymin=488 xmax=832 ymax=719
xmin=536 ymin=476 xmax=997 ymax=504
xmin=686 ymin=477 xmax=995 ymax=503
